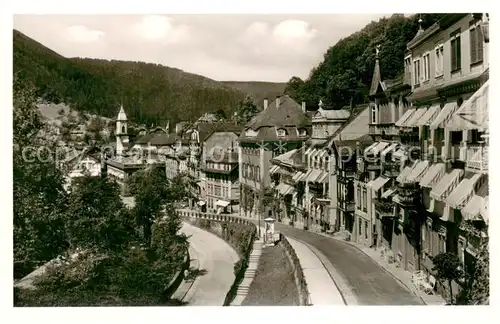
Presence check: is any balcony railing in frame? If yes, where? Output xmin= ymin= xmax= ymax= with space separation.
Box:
xmin=464 ymin=144 xmax=488 ymax=173
xmin=383 ymin=162 xmax=400 ymax=178
xmin=397 ymin=183 xmax=420 ymax=206
xmin=375 ymin=199 xmax=396 ymax=217
xmin=369 ymin=124 xmax=399 ymax=136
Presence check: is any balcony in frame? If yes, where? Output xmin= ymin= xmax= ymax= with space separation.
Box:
xmin=366 ymin=162 xmax=381 ymax=171
xmin=465 ymin=144 xmax=488 ymax=173
xmin=383 ymin=162 xmax=400 ymax=178
xmin=375 ymin=199 xmax=396 ymax=218
xmin=397 ymin=183 xmax=420 ymax=206
xmin=369 ymin=124 xmax=399 ymax=137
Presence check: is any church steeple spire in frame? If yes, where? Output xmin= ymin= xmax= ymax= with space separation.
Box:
xmin=369 ymin=45 xmax=382 ymax=96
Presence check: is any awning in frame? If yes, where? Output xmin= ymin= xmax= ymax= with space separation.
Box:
xmin=445 ymin=80 xmax=489 ymax=132
xmin=416 ymin=104 xmax=440 ymax=127
xmin=395 ymin=108 xmax=416 ymax=127
xmin=430 ymin=169 xmax=464 ymax=201
xmin=314 ymin=198 xmax=331 ymax=205
xmin=419 ymin=163 xmax=446 ymax=188
xmin=381 ymin=143 xmax=398 ymax=157
xmin=381 ymin=188 xmax=396 ymax=199
xmin=306 ymin=169 xmax=322 ymax=182
xmin=215 ymin=200 xmax=230 ymax=207
xmin=396 ymin=162 xmax=416 ymax=184
xmin=370 ymin=176 xmax=390 ymax=192
xmin=364 ymin=142 xmax=379 ymax=155
xmin=270 ymin=165 xmax=280 ymax=174
xmin=402 ymin=108 xmax=428 ymax=128
xmin=292 ymin=171 xmax=306 ymax=182
xmin=283 ymin=185 xmax=295 ymax=196
xmin=430 ymin=102 xmax=458 ymax=130
xmin=279 ymin=184 xmax=294 ymax=196
xmin=461 ymin=195 xmax=484 ymax=221
xmin=371 ymin=142 xmax=390 ymax=155
xmin=197 ymin=201 xmax=206 ymax=206
xmin=317 ymin=171 xmax=329 ymax=184
xmin=446 ymin=177 xmax=476 ymax=209
xmin=393 ymin=148 xmax=407 ymax=160
xmin=406 ymin=160 xmax=430 ymax=183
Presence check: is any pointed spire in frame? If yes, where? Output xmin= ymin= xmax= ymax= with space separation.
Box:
xmin=415 ymin=16 xmax=424 ymax=38
xmin=369 ymin=45 xmax=382 ymax=96
xmin=117 ymin=105 xmax=127 ymax=121
xmin=318 ymin=99 xmax=324 ymax=110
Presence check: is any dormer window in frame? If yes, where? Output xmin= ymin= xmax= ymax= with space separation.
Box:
xmin=277 ymin=128 xmax=287 ymax=137
xmin=297 ymin=128 xmax=307 ymax=137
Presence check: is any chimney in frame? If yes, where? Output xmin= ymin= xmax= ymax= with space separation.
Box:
xmin=301 ymin=101 xmax=306 ymax=113
xmin=264 ymin=98 xmax=268 ymax=110
xmin=276 ymin=96 xmax=281 ymax=108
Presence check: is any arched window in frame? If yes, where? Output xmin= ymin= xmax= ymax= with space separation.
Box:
xmin=121 ymin=125 xmax=126 ymax=134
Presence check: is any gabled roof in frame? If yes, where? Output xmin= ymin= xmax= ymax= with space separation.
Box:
xmin=246 ymin=95 xmax=310 ymax=130
xmin=324 ymin=104 xmax=371 ymax=151
xmin=313 ymin=108 xmax=350 ymax=121
xmin=197 ymin=122 xmax=243 ymax=142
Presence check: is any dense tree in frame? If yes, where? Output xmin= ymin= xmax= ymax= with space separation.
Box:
xmin=65 ymin=176 xmax=137 ymax=252
xmin=237 ymin=95 xmax=259 ymax=123
xmin=431 ymin=252 xmax=464 ymax=305
xmin=13 ymin=75 xmax=69 ymax=279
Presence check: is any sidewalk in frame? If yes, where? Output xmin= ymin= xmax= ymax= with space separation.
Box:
xmin=286 ymin=237 xmax=346 ymax=305
xmin=324 ymin=232 xmax=446 ymax=305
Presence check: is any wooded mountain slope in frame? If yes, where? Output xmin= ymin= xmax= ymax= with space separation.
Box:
xmin=14 ymin=30 xmax=281 ymax=126
xmin=285 ymin=14 xmax=446 ymax=109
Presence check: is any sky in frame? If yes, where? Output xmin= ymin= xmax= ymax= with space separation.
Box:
xmin=13 ymin=14 xmax=390 ymax=82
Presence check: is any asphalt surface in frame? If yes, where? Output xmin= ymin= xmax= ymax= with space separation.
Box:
xmin=178 ymin=222 xmax=239 ymax=306
xmin=270 ymin=223 xmax=423 ymax=305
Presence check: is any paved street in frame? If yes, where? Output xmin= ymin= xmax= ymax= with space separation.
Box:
xmin=272 ymin=223 xmax=423 ymax=305
xmin=177 ymin=222 xmax=239 ymax=306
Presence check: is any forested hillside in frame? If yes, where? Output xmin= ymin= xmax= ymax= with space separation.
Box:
xmin=285 ymin=14 xmax=446 ymax=109
xmin=220 ymin=81 xmax=287 ymax=108
xmin=14 ymin=30 xmax=273 ymax=126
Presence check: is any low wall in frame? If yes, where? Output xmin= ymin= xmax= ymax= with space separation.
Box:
xmin=164 ymin=248 xmax=190 ymax=299
xmin=280 ymin=234 xmax=310 ymax=306
xmin=178 ymin=209 xmax=257 ymax=306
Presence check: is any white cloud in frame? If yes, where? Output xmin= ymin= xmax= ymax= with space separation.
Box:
xmin=272 ymin=19 xmax=317 ymax=41
xmin=132 ymin=15 xmax=190 ymax=44
xmin=65 ymin=25 xmax=105 ymax=43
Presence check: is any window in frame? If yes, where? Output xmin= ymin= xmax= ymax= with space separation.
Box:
xmin=277 ymin=128 xmax=286 ymax=137
xmin=357 ymin=187 xmax=361 ymax=210
xmin=423 ymin=53 xmax=430 ymax=81
xmin=404 ymin=56 xmax=412 ymax=81
xmin=298 ymin=128 xmax=307 ymax=137
xmin=450 ymin=30 xmax=461 ymax=72
xmin=470 ymin=24 xmax=484 ymax=65
xmin=451 ymin=131 xmax=463 ymax=145
xmin=365 ymin=221 xmax=368 ymax=239
xmin=435 ymin=45 xmax=444 ymax=77
xmin=421 ymin=225 xmax=427 ymax=251
xmin=371 ymin=105 xmax=377 ymax=124
xmin=359 ymin=219 xmax=362 ymax=237
xmin=413 ymin=59 xmax=421 ymax=85
xmin=214 ymin=185 xmax=221 ymax=196
xmin=438 ymin=234 xmax=446 ymax=254
xmin=362 ymin=188 xmax=367 ymax=212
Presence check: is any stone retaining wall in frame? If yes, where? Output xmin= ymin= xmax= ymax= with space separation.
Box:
xmin=280 ymin=234 xmax=311 ymax=306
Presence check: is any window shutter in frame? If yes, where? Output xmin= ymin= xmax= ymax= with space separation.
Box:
xmin=457 ymin=36 xmax=462 ymax=70
xmin=470 ymin=28 xmax=477 ymax=63
xmin=477 ymin=26 xmax=484 ymax=62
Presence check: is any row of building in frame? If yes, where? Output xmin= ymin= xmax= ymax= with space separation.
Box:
xmin=61 ymin=13 xmax=489 ymax=302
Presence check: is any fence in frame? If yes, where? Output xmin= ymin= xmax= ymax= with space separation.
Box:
xmin=280 ymin=234 xmax=311 ymax=306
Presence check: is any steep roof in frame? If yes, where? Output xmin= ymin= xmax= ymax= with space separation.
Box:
xmin=246 ymin=95 xmax=311 ymax=130
xmin=197 ymin=122 xmax=243 ymax=142
xmin=313 ymin=108 xmax=350 ymax=121
xmin=324 ymin=104 xmax=370 ymax=149
xmin=117 ymin=106 xmax=127 ymax=121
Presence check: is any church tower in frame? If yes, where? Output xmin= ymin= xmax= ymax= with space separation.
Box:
xmin=116 ymin=105 xmax=129 ymax=156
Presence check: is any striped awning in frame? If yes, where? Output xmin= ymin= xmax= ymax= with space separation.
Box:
xmin=419 ymin=163 xmax=446 ymax=188
xmin=430 ymin=169 xmax=464 ymax=201
xmin=317 ymin=171 xmax=329 ymax=184
xmin=406 ymin=160 xmax=430 ymax=183
xmin=292 ymin=171 xmax=306 ymax=182
xmin=461 ymin=195 xmax=485 ymax=221
xmin=446 ymin=178 xmax=475 ymax=209
xmin=430 ymin=102 xmax=458 ymax=130
xmin=402 ymin=108 xmax=428 ymax=128
xmin=381 ymin=188 xmax=396 ymax=199
xmin=445 ymin=80 xmax=489 ymax=132
xmin=396 ymin=161 xmax=417 ymax=184
xmin=215 ymin=200 xmax=230 ymax=207
xmin=270 ymin=165 xmax=280 ymax=174
xmin=393 ymin=148 xmax=407 ymax=160
xmin=371 ymin=142 xmax=390 ymax=156
xmin=364 ymin=142 xmax=379 ymax=155
xmin=306 ymin=169 xmax=322 ymax=182
xmin=395 ymin=108 xmax=416 ymax=127
xmin=280 ymin=184 xmax=294 ymax=196
xmin=381 ymin=143 xmax=398 ymax=157
xmin=416 ymin=104 xmax=440 ymax=126
xmin=370 ymin=176 xmax=390 ymax=192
